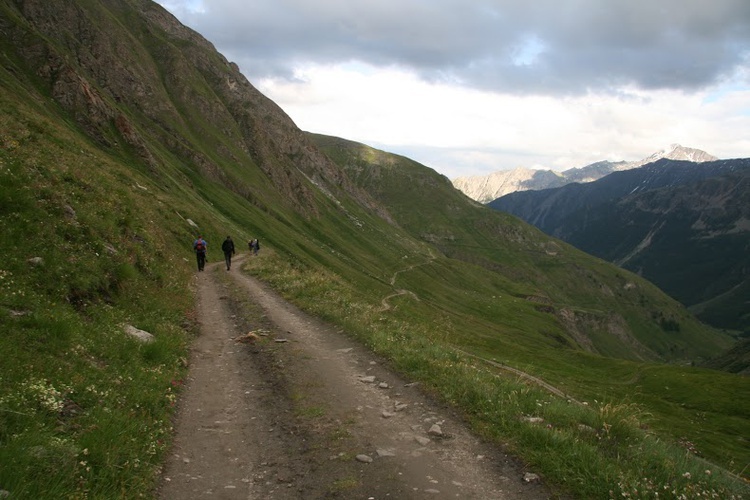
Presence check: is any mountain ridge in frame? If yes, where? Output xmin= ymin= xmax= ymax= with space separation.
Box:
xmin=4 ymin=0 xmax=386 ymax=222
xmin=453 ymin=144 xmax=719 ymax=203
xmin=489 ymin=158 xmax=750 ymax=332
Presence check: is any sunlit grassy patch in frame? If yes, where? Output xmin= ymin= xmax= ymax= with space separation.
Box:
xmin=328 ymin=476 xmax=360 ymax=494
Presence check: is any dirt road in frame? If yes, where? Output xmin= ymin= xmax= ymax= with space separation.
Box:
xmin=157 ymin=255 xmax=553 ymax=499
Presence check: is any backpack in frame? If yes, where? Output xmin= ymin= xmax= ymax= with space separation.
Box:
xmin=195 ymin=240 xmax=206 ymax=252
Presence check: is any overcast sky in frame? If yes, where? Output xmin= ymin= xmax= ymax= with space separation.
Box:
xmin=155 ymin=0 xmax=750 ymax=178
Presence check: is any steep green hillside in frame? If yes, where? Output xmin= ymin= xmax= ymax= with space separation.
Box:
xmin=1 ymin=1 xmax=747 ymax=498
xmin=308 ymin=133 xmax=749 ymax=484
xmin=310 ymin=134 xmax=736 ymax=362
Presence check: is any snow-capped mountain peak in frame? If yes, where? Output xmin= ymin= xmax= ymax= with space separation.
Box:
xmin=628 ymin=144 xmax=718 ymax=169
xmin=452 ymin=145 xmax=718 ymax=203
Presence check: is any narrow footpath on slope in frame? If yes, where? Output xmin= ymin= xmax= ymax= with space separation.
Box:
xmin=157 ymin=254 xmax=553 ymax=499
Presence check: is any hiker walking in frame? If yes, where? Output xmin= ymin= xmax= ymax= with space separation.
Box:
xmin=222 ymin=236 xmax=235 ymax=271
xmin=193 ymin=236 xmax=208 ymax=272
xmin=249 ymin=238 xmax=260 ymax=255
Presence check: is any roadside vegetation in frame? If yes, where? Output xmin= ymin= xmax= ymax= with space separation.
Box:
xmin=247 ymin=249 xmax=749 ymax=499
xmin=0 ymin=109 xmax=202 ymax=497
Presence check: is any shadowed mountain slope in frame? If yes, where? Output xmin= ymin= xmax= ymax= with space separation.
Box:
xmin=489 ymin=159 xmax=750 ymax=332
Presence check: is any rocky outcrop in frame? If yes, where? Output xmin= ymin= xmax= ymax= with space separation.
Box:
xmin=5 ymin=0 xmax=389 ymax=221
xmin=556 ymin=308 xmax=658 ymax=361
xmin=452 ymin=167 xmax=566 ymax=203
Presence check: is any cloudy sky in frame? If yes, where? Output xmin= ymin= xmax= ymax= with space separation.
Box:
xmin=155 ymin=0 xmax=750 ymax=178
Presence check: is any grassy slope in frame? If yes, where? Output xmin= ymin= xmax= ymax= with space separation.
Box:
xmin=0 ymin=87 xmax=196 ymax=496
xmin=310 ymin=133 xmax=736 ymax=358
xmin=308 ymin=133 xmax=750 ymax=480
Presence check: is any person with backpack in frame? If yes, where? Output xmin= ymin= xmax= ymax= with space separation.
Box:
xmin=222 ymin=236 xmax=235 ymax=271
xmin=193 ymin=236 xmax=208 ymax=271
xmin=249 ymin=238 xmax=260 ymax=255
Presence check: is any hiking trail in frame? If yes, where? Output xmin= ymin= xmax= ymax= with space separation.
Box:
xmin=157 ymin=253 xmax=553 ymax=499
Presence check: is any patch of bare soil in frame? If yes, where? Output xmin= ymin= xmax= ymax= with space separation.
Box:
xmin=157 ymin=255 xmax=554 ymax=499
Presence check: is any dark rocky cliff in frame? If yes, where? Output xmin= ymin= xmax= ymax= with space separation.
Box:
xmin=1 ymin=0 xmax=389 ymax=220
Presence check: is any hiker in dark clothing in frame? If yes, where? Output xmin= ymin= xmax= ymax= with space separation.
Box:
xmin=222 ymin=236 xmax=235 ymax=270
xmin=193 ymin=236 xmax=208 ymax=271
xmin=249 ymin=238 xmax=260 ymax=255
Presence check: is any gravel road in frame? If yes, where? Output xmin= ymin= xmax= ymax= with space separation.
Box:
xmin=157 ymin=254 xmax=553 ymax=499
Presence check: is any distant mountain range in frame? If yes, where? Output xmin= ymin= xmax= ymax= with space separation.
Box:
xmin=452 ymin=144 xmax=718 ymax=203
xmin=489 ymin=158 xmax=750 ymax=333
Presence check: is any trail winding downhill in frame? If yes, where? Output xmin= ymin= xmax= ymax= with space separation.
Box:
xmin=378 ymin=253 xmax=435 ymax=312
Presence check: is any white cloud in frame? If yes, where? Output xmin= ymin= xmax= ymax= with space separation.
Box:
xmin=256 ymin=63 xmax=750 ymax=177
xmin=156 ymin=0 xmax=750 ymax=177
xmin=158 ymin=0 xmax=204 ymax=14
